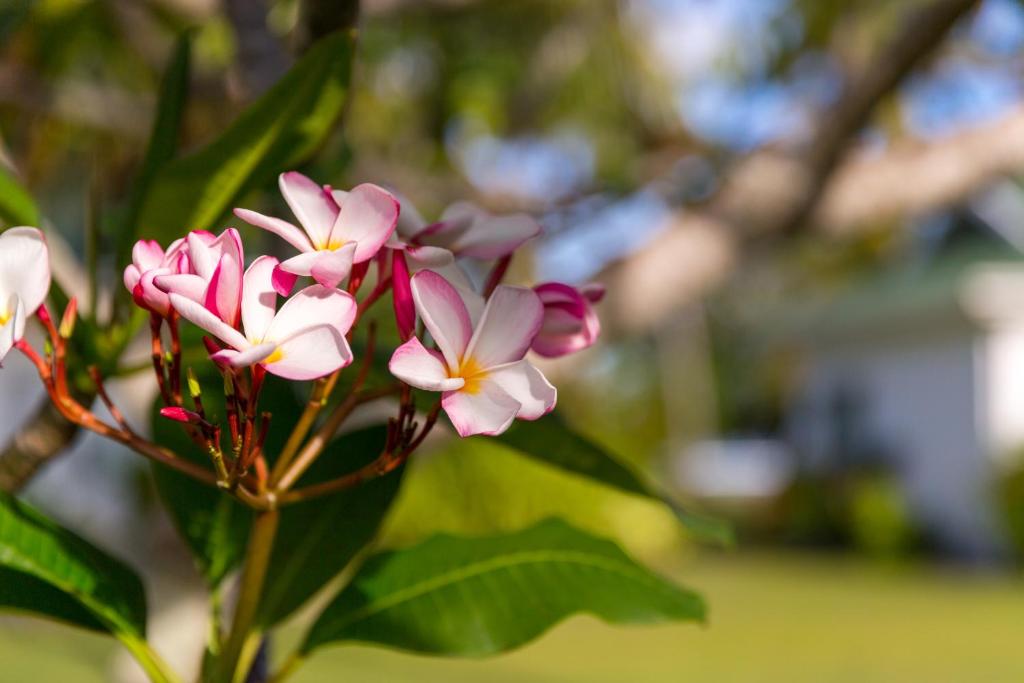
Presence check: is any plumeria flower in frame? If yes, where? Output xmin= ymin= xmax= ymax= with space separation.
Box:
xmin=389 ymin=270 xmax=556 ymax=437
xmin=155 ymin=229 xmax=247 ymax=327
xmin=0 ymin=227 xmax=50 ymax=363
xmin=394 ymin=196 xmax=541 ymax=260
xmin=234 ymin=172 xmax=399 ymax=289
xmin=531 ymin=282 xmax=604 ymax=358
xmin=169 ymin=256 xmax=356 ymax=380
xmin=122 ymin=238 xmax=188 ymax=316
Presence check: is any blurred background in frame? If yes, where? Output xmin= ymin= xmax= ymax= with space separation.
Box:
xmin=3 ymin=0 xmax=1024 ymax=680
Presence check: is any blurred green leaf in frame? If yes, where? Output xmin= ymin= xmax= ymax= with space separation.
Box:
xmin=257 ymin=425 xmax=406 ymax=627
xmin=0 ymin=165 xmax=40 ymax=226
xmin=117 ymin=31 xmax=192 ymax=264
xmin=302 ymin=517 xmax=704 ymax=656
xmin=138 ymin=30 xmax=355 ymax=240
xmin=0 ymin=492 xmax=147 ymax=638
xmin=496 ymin=414 xmax=732 ymax=545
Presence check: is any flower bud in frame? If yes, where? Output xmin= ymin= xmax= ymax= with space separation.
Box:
xmin=58 ymin=298 xmax=77 ymax=339
xmin=392 ymin=250 xmax=415 ymax=341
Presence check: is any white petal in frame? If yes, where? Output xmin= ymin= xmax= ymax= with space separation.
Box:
xmin=453 ymin=213 xmax=541 ymax=260
xmin=169 ymin=293 xmax=249 ymax=350
xmin=330 ymin=183 xmax=399 ymax=262
xmin=213 ymin=342 xmax=277 ymax=368
xmin=265 ymin=285 xmax=357 ymax=343
xmin=410 ymin=270 xmax=473 ymax=372
xmin=484 ymin=360 xmax=556 ymax=420
xmin=442 ymin=382 xmax=520 ymax=437
xmin=465 ymin=285 xmax=543 ymax=368
xmin=0 ymin=296 xmax=25 ymax=365
xmin=389 ymin=337 xmax=465 ymax=391
xmin=265 ymin=325 xmax=353 ymax=380
xmin=0 ymin=227 xmax=50 ymax=314
xmin=242 ymin=256 xmax=280 ymax=342
xmin=310 ymin=244 xmax=356 ymax=289
xmin=280 ymin=172 xmax=338 ymax=248
xmin=154 ymin=273 xmax=207 ymax=303
xmin=278 ymin=252 xmax=320 ymax=277
xmin=233 ymin=208 xmax=313 ymax=253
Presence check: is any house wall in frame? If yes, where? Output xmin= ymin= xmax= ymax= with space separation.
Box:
xmin=982 ymin=324 xmax=1024 ymax=462
xmin=788 ymin=326 xmax=1006 ymax=558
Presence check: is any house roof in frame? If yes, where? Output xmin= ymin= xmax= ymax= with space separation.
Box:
xmin=768 ymin=239 xmax=1024 ymax=345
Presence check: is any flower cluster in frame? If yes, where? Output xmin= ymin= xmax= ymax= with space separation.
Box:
xmin=4 ymin=172 xmax=603 ymax=461
xmin=120 ymin=172 xmax=601 ymax=436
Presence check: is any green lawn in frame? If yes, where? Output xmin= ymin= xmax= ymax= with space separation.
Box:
xmin=2 ymin=551 xmax=1023 ymax=682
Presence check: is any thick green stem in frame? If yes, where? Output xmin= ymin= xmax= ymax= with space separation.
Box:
xmin=216 ymin=508 xmax=279 ymax=683
xmin=121 ymin=635 xmax=183 ymax=683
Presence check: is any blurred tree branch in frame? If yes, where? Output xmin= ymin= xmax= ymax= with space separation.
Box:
xmin=604 ymin=0 xmax=986 ymax=332
xmin=0 ymin=401 xmax=81 ymax=492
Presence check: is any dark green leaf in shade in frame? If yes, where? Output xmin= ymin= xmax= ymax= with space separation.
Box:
xmin=0 ymin=492 xmax=147 ymax=637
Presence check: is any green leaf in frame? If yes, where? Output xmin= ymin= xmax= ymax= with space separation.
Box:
xmin=257 ymin=425 xmax=406 ymax=627
xmin=0 ymin=164 xmax=40 ymax=226
xmin=0 ymin=492 xmax=147 ymax=637
xmin=496 ymin=414 xmax=732 ymax=545
xmin=138 ymin=30 xmax=354 ymax=241
xmin=117 ymin=31 xmax=192 ymax=264
xmin=302 ymin=518 xmax=704 ymax=657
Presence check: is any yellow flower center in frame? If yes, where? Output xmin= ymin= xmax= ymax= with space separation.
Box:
xmin=322 ymin=238 xmax=347 ymax=251
xmin=453 ymin=356 xmax=488 ymax=394
xmin=263 ymin=347 xmax=284 ymax=365
xmin=0 ymin=311 xmax=8 ymax=326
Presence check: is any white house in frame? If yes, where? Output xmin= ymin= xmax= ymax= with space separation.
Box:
xmin=785 ymin=234 xmax=1024 ymax=558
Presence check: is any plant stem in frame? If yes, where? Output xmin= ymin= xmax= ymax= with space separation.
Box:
xmin=121 ymin=635 xmax=183 ymax=683
xmin=217 ymin=508 xmax=279 ymax=683
xmin=268 ymin=374 xmax=336 ymax=485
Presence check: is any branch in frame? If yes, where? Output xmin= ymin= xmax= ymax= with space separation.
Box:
xmin=0 ymin=400 xmax=80 ymax=492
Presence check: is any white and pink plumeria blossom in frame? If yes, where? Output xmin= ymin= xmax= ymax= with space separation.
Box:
xmin=234 ymin=172 xmax=399 ymax=289
xmin=0 ymin=227 xmax=50 ymax=363
xmin=393 ymin=195 xmax=541 ymax=261
xmin=155 ymin=229 xmax=247 ymax=327
xmin=169 ymin=255 xmax=356 ymax=380
xmin=123 ymin=238 xmax=188 ymax=316
xmin=389 ymin=270 xmax=556 ymax=437
xmin=531 ymin=282 xmax=604 ymax=358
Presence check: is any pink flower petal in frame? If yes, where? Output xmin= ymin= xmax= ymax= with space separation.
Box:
xmin=169 ymin=293 xmax=249 ymax=350
xmin=310 ymin=243 xmax=356 ymax=289
xmin=233 ymin=208 xmax=313 ymax=253
xmin=389 ymin=337 xmax=465 ymax=391
xmin=131 ymin=239 xmax=165 ymax=272
xmin=454 ymin=213 xmax=541 ymax=260
xmin=154 ymin=273 xmax=207 ymax=303
xmin=531 ymin=282 xmax=600 ymax=358
xmin=123 ymin=264 xmax=142 ymax=293
xmin=278 ymin=251 xmax=320 ymax=277
xmin=204 ymin=253 xmax=242 ymax=327
xmin=265 ymin=285 xmax=357 ymax=343
xmin=330 ymin=183 xmax=399 ymax=263
xmin=465 ymin=285 xmax=543 ymax=369
xmin=271 ymin=266 xmax=298 ymax=298
xmin=280 ymin=172 xmax=338 ymax=248
xmin=484 ymin=360 xmax=556 ymax=420
xmin=241 ymin=256 xmax=280 ymax=342
xmin=442 ymin=382 xmax=521 ymax=437
xmin=265 ymin=325 xmax=353 ymax=380
xmin=138 ymin=268 xmax=173 ymax=316
xmin=212 ymin=342 xmax=277 ymax=368
xmin=410 ymin=270 xmax=473 ymax=372
xmin=0 ymin=227 xmax=50 ymax=315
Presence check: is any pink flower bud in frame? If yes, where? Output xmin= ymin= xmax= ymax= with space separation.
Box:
xmin=530 ymin=282 xmax=602 ymax=358
xmin=391 ymin=250 xmax=415 ymax=341
xmin=160 ymin=407 xmax=202 ymax=424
